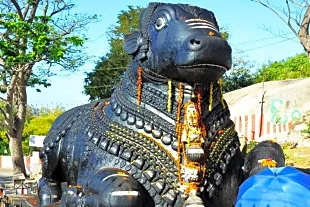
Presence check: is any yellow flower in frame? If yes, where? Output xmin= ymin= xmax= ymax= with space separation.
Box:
xmin=258 ymin=158 xmax=277 ymax=168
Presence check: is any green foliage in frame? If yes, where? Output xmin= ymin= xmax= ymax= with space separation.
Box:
xmin=0 ymin=1 xmax=99 ymax=94
xmin=246 ymin=140 xmax=259 ymax=153
xmin=0 ymin=13 xmax=90 ymax=70
xmin=220 ymin=28 xmax=229 ymax=40
xmin=0 ymin=1 xmax=98 ymax=172
xmin=84 ymin=6 xmax=143 ymax=100
xmin=21 ymin=107 xmax=65 ymax=155
xmin=255 ymin=53 xmax=310 ymax=82
xmin=22 ymin=107 xmax=64 ymax=137
xmin=0 ymin=139 xmax=9 ymax=155
xmin=223 ymin=55 xmax=255 ymax=92
xmin=302 ymin=121 xmax=310 ymax=136
xmin=0 ymin=105 xmax=65 ymax=155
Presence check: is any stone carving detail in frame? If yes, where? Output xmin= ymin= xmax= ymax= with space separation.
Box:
xmin=37 ymin=3 xmax=249 ymax=207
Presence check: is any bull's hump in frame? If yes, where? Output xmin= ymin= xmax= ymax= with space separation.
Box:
xmin=40 ymin=102 xmax=98 ymax=161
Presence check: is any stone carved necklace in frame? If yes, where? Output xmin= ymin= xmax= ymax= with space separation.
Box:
xmin=91 ymin=67 xmax=240 ymax=206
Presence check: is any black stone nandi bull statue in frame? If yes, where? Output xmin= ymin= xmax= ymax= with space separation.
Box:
xmin=38 ymin=2 xmax=285 ymax=207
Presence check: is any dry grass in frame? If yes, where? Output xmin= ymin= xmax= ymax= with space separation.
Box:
xmin=284 ymin=147 xmax=310 ymax=168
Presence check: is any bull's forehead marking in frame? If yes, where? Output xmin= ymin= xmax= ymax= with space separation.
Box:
xmin=185 ymin=19 xmax=219 ymax=33
xmin=185 ymin=18 xmax=215 ymax=25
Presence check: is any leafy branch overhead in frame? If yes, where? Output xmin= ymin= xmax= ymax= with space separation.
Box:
xmin=251 ymin=0 xmax=310 ymax=57
xmin=0 ymin=1 xmax=97 ymax=72
xmin=0 ymin=0 xmax=99 ymax=176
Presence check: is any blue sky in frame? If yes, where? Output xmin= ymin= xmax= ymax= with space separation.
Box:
xmin=27 ymin=0 xmax=304 ymax=109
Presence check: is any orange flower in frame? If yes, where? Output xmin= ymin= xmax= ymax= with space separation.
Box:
xmin=258 ymin=158 xmax=277 ymax=168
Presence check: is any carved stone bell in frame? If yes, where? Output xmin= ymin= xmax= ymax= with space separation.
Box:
xmin=186 ymin=145 xmax=205 ymax=162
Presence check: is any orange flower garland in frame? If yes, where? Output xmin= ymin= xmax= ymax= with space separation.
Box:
xmin=175 ymin=85 xmax=207 ymax=195
xmin=176 ymin=82 xmax=183 ymax=183
xmin=208 ymin=83 xmax=213 ymax=111
xmin=258 ymin=158 xmax=277 ymax=168
xmin=137 ymin=66 xmax=143 ymax=105
xmin=167 ymin=80 xmax=172 ymax=112
xmin=197 ymin=86 xmax=202 ymax=115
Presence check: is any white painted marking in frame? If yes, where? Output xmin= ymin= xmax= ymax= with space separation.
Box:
xmin=190 ymin=25 xmax=218 ymax=32
xmin=185 ymin=19 xmax=214 ymax=24
xmin=187 ymin=148 xmax=204 ymax=153
xmin=186 ymin=205 xmax=204 ymax=207
xmin=101 ymin=174 xmax=128 ymax=182
xmin=187 ymin=22 xmax=218 ymax=32
xmin=111 ymin=191 xmax=139 ymax=196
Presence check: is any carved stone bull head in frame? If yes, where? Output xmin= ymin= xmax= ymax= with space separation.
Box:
xmin=124 ymin=2 xmax=232 ymax=83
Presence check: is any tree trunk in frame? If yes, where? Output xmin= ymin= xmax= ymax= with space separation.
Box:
xmin=9 ymin=133 xmax=26 ymax=176
xmin=7 ymin=70 xmax=28 ymax=176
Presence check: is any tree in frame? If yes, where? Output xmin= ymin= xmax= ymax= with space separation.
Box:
xmin=255 ymin=53 xmax=310 ymax=82
xmin=0 ymin=105 xmax=65 ymax=156
xmin=251 ymin=0 xmax=310 ymax=59
xmin=84 ymin=6 xmax=143 ymax=100
xmin=84 ymin=6 xmax=233 ymax=100
xmin=22 ymin=106 xmax=65 ymax=155
xmin=0 ymin=0 xmax=98 ymax=175
xmin=222 ymin=54 xmax=255 ymax=92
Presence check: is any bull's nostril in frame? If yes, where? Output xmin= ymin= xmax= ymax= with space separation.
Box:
xmin=190 ymin=39 xmax=200 ymax=46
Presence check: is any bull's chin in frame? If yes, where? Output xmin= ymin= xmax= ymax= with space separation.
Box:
xmin=177 ymin=63 xmax=227 ymax=83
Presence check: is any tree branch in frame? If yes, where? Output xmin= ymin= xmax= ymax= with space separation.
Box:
xmin=298 ymin=5 xmax=310 ymax=49
xmin=27 ymin=0 xmax=40 ymax=23
xmin=0 ymin=1 xmax=13 ymax=12
xmin=286 ymin=0 xmax=296 ymax=34
xmin=289 ymin=0 xmax=309 ymax=7
xmin=50 ymin=0 xmax=73 ymax=17
xmin=43 ymin=0 xmax=49 ymax=17
xmin=251 ymin=0 xmax=299 ymax=35
xmin=1 ymin=70 xmax=8 ymax=87
xmin=9 ymin=0 xmax=23 ymax=20
xmin=23 ymin=2 xmax=30 ymax=19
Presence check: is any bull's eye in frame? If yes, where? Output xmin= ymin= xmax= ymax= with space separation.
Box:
xmin=155 ymin=17 xmax=167 ymax=30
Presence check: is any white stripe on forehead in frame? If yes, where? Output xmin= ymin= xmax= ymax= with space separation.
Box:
xmin=185 ymin=18 xmax=216 ymax=25
xmin=187 ymin=22 xmax=219 ymax=32
xmin=191 ymin=26 xmax=219 ymax=32
xmin=185 ymin=18 xmax=219 ymax=32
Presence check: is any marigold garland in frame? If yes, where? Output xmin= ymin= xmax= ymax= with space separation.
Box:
xmin=167 ymin=80 xmax=172 ymax=112
xmin=176 ymin=82 xmax=183 ymax=183
xmin=218 ymin=78 xmax=226 ymax=109
xmin=177 ymin=98 xmax=207 ymax=194
xmin=197 ymin=86 xmax=202 ymax=115
xmin=137 ymin=66 xmax=143 ymax=105
xmin=208 ymin=83 xmax=213 ymax=111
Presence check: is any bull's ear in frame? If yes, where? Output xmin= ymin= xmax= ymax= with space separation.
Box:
xmin=123 ymin=31 xmax=142 ymax=55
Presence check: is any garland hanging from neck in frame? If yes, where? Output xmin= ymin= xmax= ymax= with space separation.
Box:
xmin=167 ymin=80 xmax=172 ymax=112
xmin=176 ymin=82 xmax=183 ymax=183
xmin=137 ymin=66 xmax=143 ymax=105
xmin=218 ymin=78 xmax=226 ymax=109
xmin=175 ymin=83 xmax=207 ymax=197
xmin=208 ymin=83 xmax=213 ymax=111
xmin=197 ymin=86 xmax=202 ymax=115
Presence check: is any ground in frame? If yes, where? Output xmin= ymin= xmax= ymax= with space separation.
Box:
xmin=283 ymin=147 xmax=310 ymax=170
xmin=1 ymin=145 xmax=309 ymax=206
